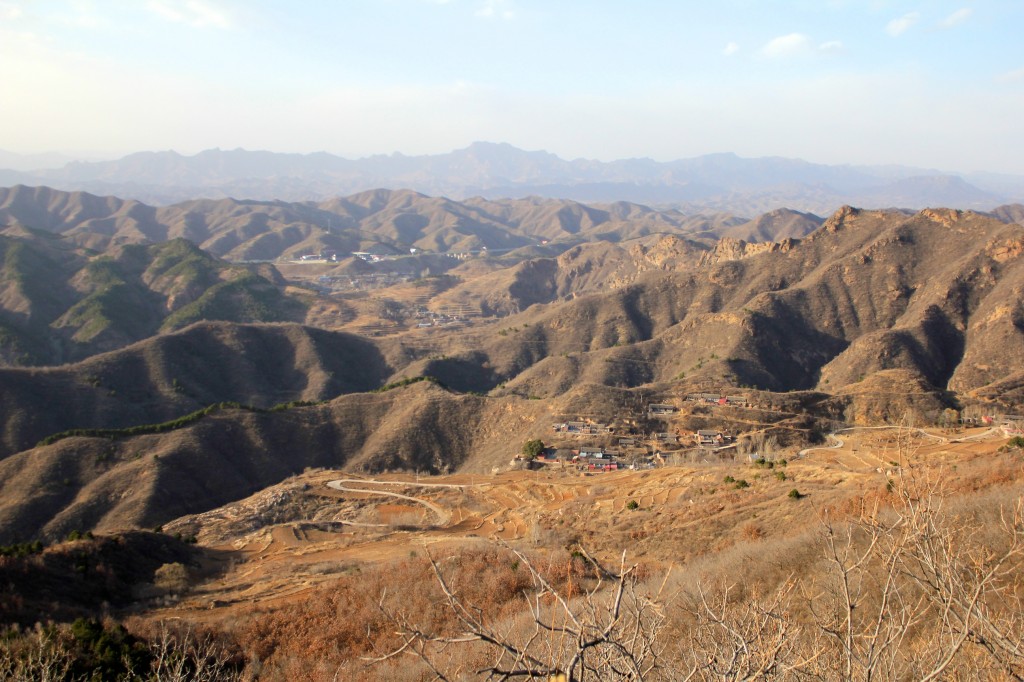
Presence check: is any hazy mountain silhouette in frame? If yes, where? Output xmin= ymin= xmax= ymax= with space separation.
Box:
xmin=2 ymin=143 xmax=1019 ymax=212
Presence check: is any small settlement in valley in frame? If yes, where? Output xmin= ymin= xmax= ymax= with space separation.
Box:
xmin=516 ymin=393 xmax=756 ymax=473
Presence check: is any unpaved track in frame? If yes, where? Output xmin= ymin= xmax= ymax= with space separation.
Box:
xmin=798 ymin=425 xmax=956 ymax=458
xmin=330 ymin=477 xmax=474 ymax=489
xmin=326 ymin=479 xmax=450 ymax=525
xmin=950 ymin=427 xmax=1001 ymax=442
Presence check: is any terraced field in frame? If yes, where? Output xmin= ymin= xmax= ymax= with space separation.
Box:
xmin=157 ymin=426 xmax=1014 ymax=624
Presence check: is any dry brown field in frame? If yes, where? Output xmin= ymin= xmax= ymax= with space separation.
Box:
xmin=155 ymin=426 xmax=1018 ymax=627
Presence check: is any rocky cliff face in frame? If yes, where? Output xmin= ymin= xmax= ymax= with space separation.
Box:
xmin=697 ymin=236 xmax=797 ymax=266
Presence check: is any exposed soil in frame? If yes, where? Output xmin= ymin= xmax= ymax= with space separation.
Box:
xmin=153 ymin=426 xmax=1017 ymax=625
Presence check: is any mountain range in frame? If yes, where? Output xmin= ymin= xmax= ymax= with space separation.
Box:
xmin=2 ymin=187 xmax=1024 ymax=540
xmin=3 ymin=143 xmax=1022 ymax=214
xmin=0 ymin=185 xmax=822 ymax=261
xmin=6 ymin=137 xmax=1024 ymax=682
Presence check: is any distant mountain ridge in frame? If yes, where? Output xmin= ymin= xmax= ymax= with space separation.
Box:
xmin=2 ymin=143 xmax=1021 ymax=213
xmin=0 ymin=185 xmax=824 ymax=261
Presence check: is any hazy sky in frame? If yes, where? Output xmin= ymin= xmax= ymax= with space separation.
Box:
xmin=2 ymin=0 xmax=1023 ymax=173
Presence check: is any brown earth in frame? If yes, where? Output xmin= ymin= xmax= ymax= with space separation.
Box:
xmin=2 ymin=199 xmax=1024 ymax=551
xmin=143 ymin=426 xmax=1017 ymax=624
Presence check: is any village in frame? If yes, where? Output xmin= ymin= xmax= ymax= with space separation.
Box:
xmin=517 ymin=389 xmax=1024 ymax=474
xmin=515 ymin=394 xmax=751 ymax=473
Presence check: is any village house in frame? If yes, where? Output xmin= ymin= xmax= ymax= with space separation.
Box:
xmin=513 ymin=447 xmax=575 ymax=470
xmin=647 ymin=403 xmax=678 ymax=416
xmin=696 ymin=429 xmax=727 ymax=446
xmin=574 ymin=446 xmax=622 ymax=472
xmin=1002 ymin=417 xmax=1024 ymax=437
xmin=553 ymin=448 xmax=576 ymax=462
xmin=630 ymin=457 xmax=657 ymax=470
xmin=552 ymin=421 xmax=614 ymax=435
xmin=685 ymin=393 xmax=749 ymax=408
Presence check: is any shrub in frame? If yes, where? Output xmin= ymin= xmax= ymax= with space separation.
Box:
xmin=36 ymin=397 xmax=333 ymax=448
xmin=67 ymin=618 xmax=151 ymax=679
xmin=154 ymin=562 xmax=191 ymax=594
xmin=788 ymin=488 xmax=804 ymax=500
xmin=626 ymin=500 xmax=639 ymax=510
xmin=0 ymin=540 xmax=44 ymax=557
xmin=372 ymin=376 xmax=445 ymax=393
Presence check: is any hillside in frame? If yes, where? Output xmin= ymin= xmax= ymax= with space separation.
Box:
xmin=0 ymin=232 xmax=306 ymax=365
xmin=713 ymin=207 xmax=823 ymax=242
xmin=1 ymin=205 xmax=1021 ymax=444
xmin=4 ymin=425 xmax=1021 ymax=680
xmin=413 ymin=206 xmax=1024 ymax=407
xmin=0 ymin=321 xmax=393 ymax=458
xmin=0 ymin=378 xmax=569 ymax=542
xmin=1 ymin=203 xmax=1023 ymax=545
xmin=0 ymin=185 xmax=761 ymax=262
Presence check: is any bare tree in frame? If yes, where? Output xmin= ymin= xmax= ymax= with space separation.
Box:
xmin=364 ymin=432 xmax=1023 ymax=682
xmin=683 ymin=580 xmax=809 ymax=680
xmin=368 ymin=544 xmax=668 ymax=680
xmin=808 ymin=505 xmax=928 ymax=680
xmin=147 ymin=623 xmax=242 ymax=682
xmin=675 ymin=445 xmax=1024 ymax=682
xmin=0 ymin=627 xmax=74 ymax=682
xmin=892 ymin=479 xmax=1024 ymax=680
xmin=807 ymin=466 xmax=1024 ymax=679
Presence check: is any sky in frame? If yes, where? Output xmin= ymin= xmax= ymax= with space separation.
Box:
xmin=1 ymin=0 xmax=1023 ymax=173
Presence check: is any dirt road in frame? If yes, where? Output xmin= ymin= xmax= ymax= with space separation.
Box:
xmin=326 ymin=479 xmax=451 ymax=525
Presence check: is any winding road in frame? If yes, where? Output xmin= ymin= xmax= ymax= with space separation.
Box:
xmin=797 ymin=425 xmax=1001 ymax=459
xmin=326 ymin=479 xmax=452 ymax=525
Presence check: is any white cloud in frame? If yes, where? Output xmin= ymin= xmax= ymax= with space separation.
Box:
xmin=147 ymin=0 xmax=232 ymax=29
xmin=886 ymin=12 xmax=920 ymax=37
xmin=818 ymin=40 xmax=843 ymax=53
xmin=723 ymin=41 xmax=740 ymax=57
xmin=940 ymin=8 xmax=972 ymax=28
xmin=762 ymin=33 xmax=811 ymax=58
xmin=476 ymin=0 xmax=514 ymax=20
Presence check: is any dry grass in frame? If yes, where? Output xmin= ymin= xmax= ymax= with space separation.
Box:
xmin=51 ymin=430 xmax=1009 ymax=679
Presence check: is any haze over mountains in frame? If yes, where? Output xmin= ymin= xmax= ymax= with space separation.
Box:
xmin=3 ymin=143 xmax=1022 ymax=214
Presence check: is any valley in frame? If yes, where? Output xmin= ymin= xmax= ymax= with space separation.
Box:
xmin=153 ymin=425 xmax=1004 ymax=613
xmin=7 ymin=1 xmax=1024 ymax=675
xmin=1 ymin=183 xmax=1023 ymax=679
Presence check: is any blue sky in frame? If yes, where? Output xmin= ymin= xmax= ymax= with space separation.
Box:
xmin=1 ymin=0 xmax=1022 ymax=173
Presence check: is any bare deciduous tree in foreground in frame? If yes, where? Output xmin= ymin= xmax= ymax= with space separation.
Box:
xmin=369 ymin=463 xmax=1024 ymax=681
xmin=369 ymin=543 xmax=667 ymax=680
